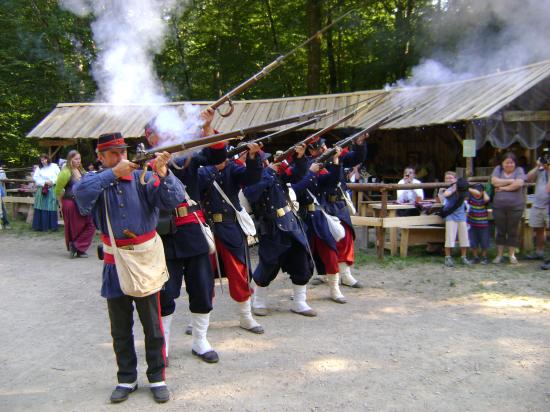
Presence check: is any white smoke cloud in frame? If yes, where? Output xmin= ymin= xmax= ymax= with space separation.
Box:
xmin=398 ymin=0 xmax=550 ymax=87
xmin=59 ymin=0 xmax=201 ymax=141
xmin=151 ymin=104 xmax=203 ymax=146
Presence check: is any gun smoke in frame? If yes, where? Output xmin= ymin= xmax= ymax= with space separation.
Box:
xmin=395 ymin=0 xmax=550 ymax=87
xmin=59 ymin=0 xmax=201 ymax=144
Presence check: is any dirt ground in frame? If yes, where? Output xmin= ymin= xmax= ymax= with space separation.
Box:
xmin=1 ymin=229 xmax=550 ymax=412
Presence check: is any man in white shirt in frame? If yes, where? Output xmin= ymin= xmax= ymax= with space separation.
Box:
xmin=396 ymin=167 xmax=424 ymax=216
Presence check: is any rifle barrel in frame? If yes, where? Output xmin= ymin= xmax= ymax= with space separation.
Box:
xmin=315 ymin=107 xmax=415 ymax=164
xmin=208 ymin=10 xmax=354 ymax=113
xmin=225 ymin=112 xmax=330 ymax=158
xmin=272 ymin=102 xmax=369 ymax=163
xmin=132 ymin=109 xmax=327 ymax=163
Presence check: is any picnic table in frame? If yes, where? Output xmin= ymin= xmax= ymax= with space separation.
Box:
xmin=369 ymin=202 xmax=444 ymax=256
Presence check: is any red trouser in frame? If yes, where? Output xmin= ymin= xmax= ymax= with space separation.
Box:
xmin=214 ymin=238 xmax=252 ymax=302
xmin=312 ymin=224 xmax=355 ymax=274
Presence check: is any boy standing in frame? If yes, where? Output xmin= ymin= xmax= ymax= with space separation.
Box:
xmin=467 ymin=184 xmax=490 ymax=264
xmin=439 ymin=171 xmax=471 ymax=267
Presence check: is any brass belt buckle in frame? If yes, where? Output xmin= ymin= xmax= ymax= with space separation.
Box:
xmin=276 ymin=208 xmax=286 ymax=217
xmin=176 ymin=206 xmax=188 ymax=217
xmin=307 ymin=204 xmax=315 ymax=212
xmin=212 ymin=213 xmax=223 ymax=223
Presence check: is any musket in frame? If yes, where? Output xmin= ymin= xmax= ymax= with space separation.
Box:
xmin=272 ymin=102 xmax=370 ymax=163
xmin=315 ymin=107 xmax=416 ymax=164
xmin=226 ymin=109 xmax=331 ymax=158
xmin=133 ymin=109 xmax=327 ymax=183
xmin=207 ymin=10 xmax=354 ymax=117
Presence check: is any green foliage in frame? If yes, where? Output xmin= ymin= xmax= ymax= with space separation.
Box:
xmin=0 ymin=0 xmax=484 ymax=167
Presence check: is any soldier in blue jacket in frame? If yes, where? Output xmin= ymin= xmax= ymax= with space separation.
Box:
xmin=244 ymin=146 xmax=320 ymax=317
xmin=293 ymin=135 xmax=367 ymax=303
xmin=310 ymin=135 xmax=368 ymax=291
xmin=198 ymin=142 xmax=264 ymax=333
xmin=144 ymin=109 xmax=219 ymax=365
xmin=75 ymin=133 xmax=185 ymax=404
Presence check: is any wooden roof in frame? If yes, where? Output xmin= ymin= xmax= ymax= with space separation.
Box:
xmin=27 ymin=59 xmax=550 ymax=140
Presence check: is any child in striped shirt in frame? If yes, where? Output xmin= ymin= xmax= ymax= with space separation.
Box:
xmin=467 ymin=184 xmax=490 ymax=264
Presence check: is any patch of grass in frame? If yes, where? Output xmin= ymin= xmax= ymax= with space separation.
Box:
xmin=0 ymin=219 xmax=64 ymax=239
xmin=354 ymin=249 xmax=442 ymax=269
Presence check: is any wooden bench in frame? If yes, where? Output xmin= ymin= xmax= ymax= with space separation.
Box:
xmin=399 ymin=225 xmax=445 ymax=257
xmin=3 ymin=196 xmax=35 ymax=224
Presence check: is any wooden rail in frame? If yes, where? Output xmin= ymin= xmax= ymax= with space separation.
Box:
xmin=347 ymin=178 xmax=533 ymax=259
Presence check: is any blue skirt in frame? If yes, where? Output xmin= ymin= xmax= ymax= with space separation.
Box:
xmin=32 ymin=209 xmax=58 ymax=231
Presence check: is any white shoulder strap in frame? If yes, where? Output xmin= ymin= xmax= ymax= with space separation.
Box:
xmin=182 ymin=185 xmax=197 ymax=206
xmin=103 ymin=196 xmax=118 ymax=253
xmin=213 ymin=180 xmax=238 ymax=212
xmin=306 ymin=189 xmax=320 ymax=205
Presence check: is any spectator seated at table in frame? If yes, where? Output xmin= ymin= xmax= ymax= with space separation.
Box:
xmin=396 ymin=167 xmax=424 ymax=216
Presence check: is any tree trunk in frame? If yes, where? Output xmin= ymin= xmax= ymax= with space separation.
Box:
xmin=263 ymin=0 xmax=293 ymax=95
xmin=326 ymin=10 xmax=337 ymax=93
xmin=171 ymin=18 xmax=192 ymax=99
xmin=306 ymin=0 xmax=322 ymax=95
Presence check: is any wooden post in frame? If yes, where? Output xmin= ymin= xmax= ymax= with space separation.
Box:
xmin=465 ymin=123 xmax=474 ymax=177
xmin=376 ymin=189 xmax=388 ymax=259
xmin=466 ymin=158 xmax=474 ymax=177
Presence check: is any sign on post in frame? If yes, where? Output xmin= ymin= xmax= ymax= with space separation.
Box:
xmin=463 ymin=139 xmax=476 ymax=157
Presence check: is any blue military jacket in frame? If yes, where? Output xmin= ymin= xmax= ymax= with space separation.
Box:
xmin=294 ymin=142 xmax=367 ymax=250
xmin=198 ymin=156 xmax=262 ymax=262
xmin=243 ymin=167 xmax=318 ymax=253
xmin=160 ymin=150 xmax=213 ymax=259
xmin=75 ymin=168 xmax=185 ymax=298
xmin=322 ymin=142 xmax=367 ymax=229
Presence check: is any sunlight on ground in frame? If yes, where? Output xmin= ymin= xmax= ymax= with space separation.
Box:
xmin=214 ymin=337 xmax=278 ymax=353
xmin=378 ymin=305 xmax=411 ymax=314
xmin=475 ymin=293 xmax=550 ymax=310
xmin=0 ymin=387 xmax=48 ymax=396
xmin=306 ymin=357 xmax=357 ymax=374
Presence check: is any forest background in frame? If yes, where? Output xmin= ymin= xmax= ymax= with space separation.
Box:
xmin=1 ymin=0 xmax=548 ymax=166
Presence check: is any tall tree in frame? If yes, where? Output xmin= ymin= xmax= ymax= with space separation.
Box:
xmin=306 ymin=0 xmax=322 ymax=94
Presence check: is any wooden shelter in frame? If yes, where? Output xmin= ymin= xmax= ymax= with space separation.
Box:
xmin=27 ymin=60 xmax=550 ymax=175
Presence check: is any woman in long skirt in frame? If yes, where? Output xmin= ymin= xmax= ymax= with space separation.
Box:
xmin=55 ymin=150 xmax=96 ymax=258
xmin=32 ymin=154 xmax=60 ymax=231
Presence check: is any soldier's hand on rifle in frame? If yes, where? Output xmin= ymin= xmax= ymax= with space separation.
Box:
xmin=332 ymin=146 xmax=342 ymax=164
xmin=112 ymin=159 xmax=138 ymax=178
xmin=201 ymin=108 xmax=215 ymax=136
xmin=294 ymin=143 xmax=306 ymax=158
xmin=246 ymin=142 xmax=261 ymax=158
xmin=153 ymin=151 xmax=171 ymax=178
xmin=355 ymin=132 xmax=369 ymax=145
xmin=309 ymin=162 xmax=322 ymax=173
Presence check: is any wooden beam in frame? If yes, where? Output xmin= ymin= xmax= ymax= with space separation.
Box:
xmin=449 ymin=128 xmax=463 ymax=144
xmin=503 ymin=111 xmax=550 ymax=122
xmin=3 ymin=196 xmax=35 ymax=204
xmin=38 ymin=139 xmax=77 ymax=147
xmin=351 ymin=216 xmax=382 ymax=227
xmin=382 ymin=215 xmax=444 ymax=228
